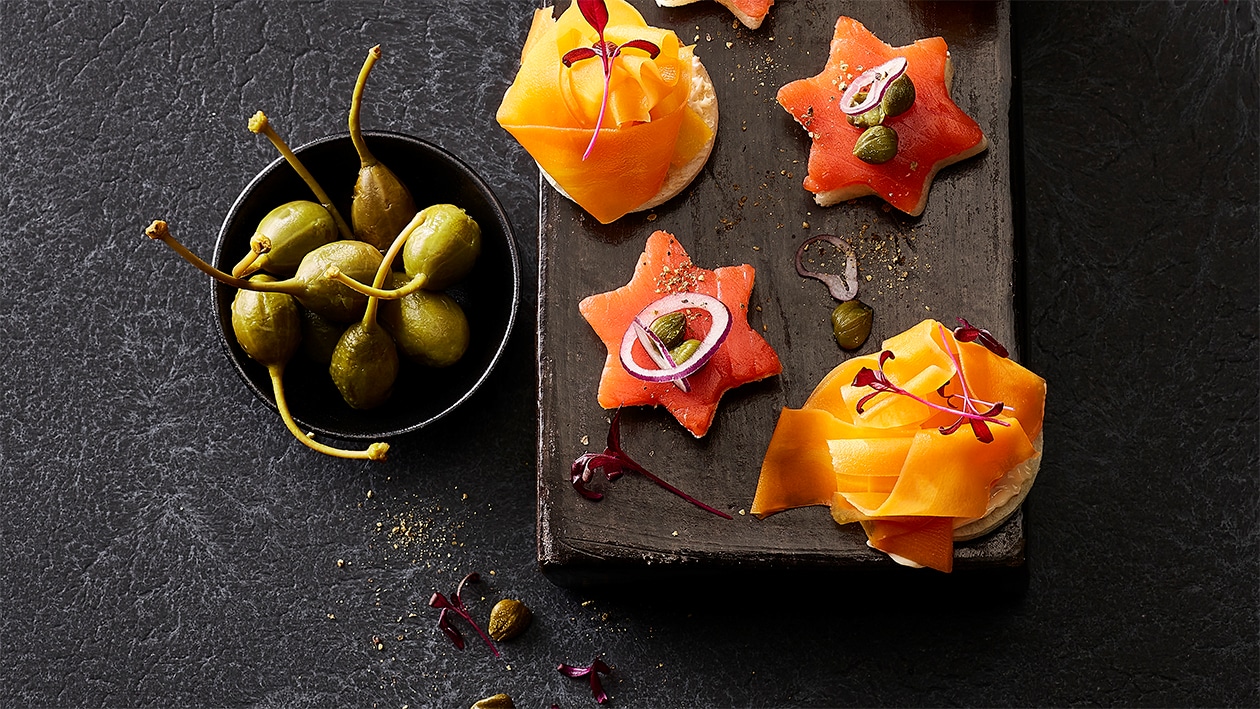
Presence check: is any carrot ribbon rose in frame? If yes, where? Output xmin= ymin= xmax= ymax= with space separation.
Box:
xmin=497 ymin=0 xmax=713 ymax=224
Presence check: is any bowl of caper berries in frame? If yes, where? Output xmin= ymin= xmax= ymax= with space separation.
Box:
xmin=200 ymin=127 xmax=520 ymax=454
xmin=144 ymin=47 xmax=519 ymax=460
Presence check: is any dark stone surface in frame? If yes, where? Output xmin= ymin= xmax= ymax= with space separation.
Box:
xmin=0 ymin=1 xmax=1254 ymax=707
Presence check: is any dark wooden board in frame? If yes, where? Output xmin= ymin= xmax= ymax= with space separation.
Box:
xmin=536 ymin=1 xmax=1018 ymax=587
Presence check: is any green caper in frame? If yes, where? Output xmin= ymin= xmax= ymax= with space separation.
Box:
xmin=229 ymin=275 xmax=387 ymax=460
xmin=880 ymin=75 xmax=916 ymax=117
xmin=285 ymin=241 xmax=381 ymax=322
xmin=669 ymin=338 xmax=702 ymax=364
xmin=330 ymin=320 xmax=399 ymax=410
xmin=847 ymin=105 xmax=885 ymax=129
xmin=232 ymin=200 xmax=338 ymax=278
xmin=145 ymin=221 xmax=379 ymax=323
xmin=648 ymin=312 xmax=686 ymax=348
xmin=402 ymin=204 xmax=482 ymax=290
xmin=323 ymin=205 xmax=483 ymax=300
xmin=379 ymin=273 xmax=470 ymax=368
xmin=300 ymin=307 xmax=346 ymax=365
xmin=329 ymin=245 xmax=403 ymax=410
xmin=349 ymin=46 xmax=417 ymax=250
xmin=853 ymin=125 xmax=898 ymax=164
xmin=231 ymin=276 xmax=301 ymax=368
xmin=831 ymin=300 xmax=874 ymax=350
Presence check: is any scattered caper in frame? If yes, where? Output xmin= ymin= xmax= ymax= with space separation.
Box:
xmin=881 ymin=74 xmax=916 ymax=117
xmin=853 ymin=125 xmax=898 ymax=164
xmin=487 ymin=599 xmax=532 ymax=642
xmin=648 ymin=312 xmax=687 ymax=348
xmin=471 ymin=694 xmax=515 ymax=709
xmin=669 ymin=338 xmax=702 ymax=364
xmin=831 ymin=300 xmax=874 ymax=350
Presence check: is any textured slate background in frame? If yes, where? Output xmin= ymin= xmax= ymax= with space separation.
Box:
xmin=1 ymin=1 xmax=1255 ymax=707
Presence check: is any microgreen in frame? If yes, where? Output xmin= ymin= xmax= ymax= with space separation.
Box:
xmin=558 ymin=656 xmax=613 ymax=704
xmin=572 ymin=409 xmax=733 ymax=519
xmin=428 ymin=572 xmax=500 ymax=657
xmin=561 ymin=0 xmax=661 ymax=160
xmin=952 ymin=317 xmax=1009 ymax=358
xmin=851 ymin=325 xmax=1010 ymax=443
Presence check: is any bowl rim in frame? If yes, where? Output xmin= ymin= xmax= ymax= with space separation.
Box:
xmin=211 ymin=130 xmax=521 ymax=440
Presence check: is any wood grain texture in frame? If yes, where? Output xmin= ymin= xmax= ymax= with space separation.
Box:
xmin=537 ymin=1 xmax=1019 ymax=586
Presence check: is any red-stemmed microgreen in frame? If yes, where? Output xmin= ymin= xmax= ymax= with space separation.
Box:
xmin=572 ymin=409 xmax=733 ymax=519
xmin=952 ymin=317 xmax=1009 ymax=358
xmin=558 ymin=656 xmax=613 ymax=704
xmin=937 ymin=383 xmax=1013 ymax=417
xmin=851 ymin=325 xmax=1010 ymax=443
xmin=561 ymin=0 xmax=661 ymax=160
xmin=428 ymin=572 xmax=500 ymax=657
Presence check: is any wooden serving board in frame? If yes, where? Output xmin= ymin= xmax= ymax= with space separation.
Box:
xmin=536 ymin=1 xmax=1019 ymax=586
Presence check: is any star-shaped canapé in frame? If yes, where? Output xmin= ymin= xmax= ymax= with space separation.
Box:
xmin=777 ymin=16 xmax=988 ymax=216
xmin=579 ymin=231 xmax=782 ymax=438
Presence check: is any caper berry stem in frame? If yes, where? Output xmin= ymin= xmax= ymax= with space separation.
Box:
xmin=248 ymin=111 xmax=354 ymax=240
xmin=146 ymin=220 xmax=303 ymax=296
xmin=267 ymin=364 xmax=389 ymax=461
xmin=231 ymin=243 xmax=267 ymax=278
xmin=230 ymin=233 xmax=272 ymax=278
xmin=361 ymin=210 xmax=412 ymax=326
xmin=349 ymin=45 xmax=382 ymax=169
xmin=328 ymin=268 xmax=429 ymax=300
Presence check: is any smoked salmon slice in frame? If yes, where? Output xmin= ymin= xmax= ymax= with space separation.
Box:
xmin=656 ymin=0 xmax=774 ymax=31
xmin=777 ymin=16 xmax=988 ymax=216
xmin=579 ymin=231 xmax=782 ymax=438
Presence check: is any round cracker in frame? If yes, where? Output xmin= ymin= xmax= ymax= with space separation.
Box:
xmin=953 ymin=432 xmax=1044 ymax=541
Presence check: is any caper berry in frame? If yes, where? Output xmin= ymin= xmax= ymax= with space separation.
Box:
xmin=831 ymin=300 xmax=874 ymax=350
xmin=649 ymin=312 xmax=686 ymax=348
xmin=881 ymin=75 xmax=916 ymax=117
xmin=670 ymin=338 xmax=702 ymax=364
xmin=853 ymin=125 xmax=898 ymax=164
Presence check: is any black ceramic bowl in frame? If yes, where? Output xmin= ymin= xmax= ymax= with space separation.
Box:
xmin=211 ymin=132 xmax=519 ymax=440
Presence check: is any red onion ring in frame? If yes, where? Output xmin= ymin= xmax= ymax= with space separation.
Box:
xmin=619 ymin=293 xmax=731 ymax=384
xmin=795 ymin=234 xmax=859 ymax=301
xmin=631 ymin=321 xmax=691 ymax=393
xmin=839 ymin=57 xmax=908 ymax=116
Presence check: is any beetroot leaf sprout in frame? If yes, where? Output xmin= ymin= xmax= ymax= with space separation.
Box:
xmin=952 ymin=317 xmax=1009 ymax=358
xmin=557 ymin=656 xmax=613 ymax=704
xmin=561 ymin=0 xmax=661 ymax=160
xmin=572 ymin=409 xmax=733 ymax=519
xmin=428 ymin=572 xmax=499 ymax=657
xmin=851 ymin=323 xmax=1011 ymax=443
